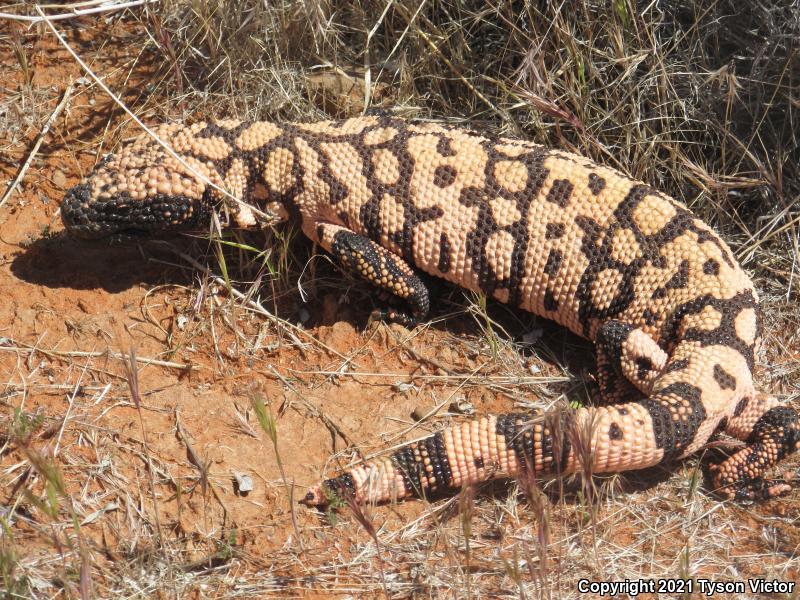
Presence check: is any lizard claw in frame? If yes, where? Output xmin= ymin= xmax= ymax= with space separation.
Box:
xmin=716 ymin=476 xmax=794 ymax=502
xmin=369 ymin=308 xmax=417 ymax=328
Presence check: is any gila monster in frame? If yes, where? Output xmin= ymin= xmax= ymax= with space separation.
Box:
xmin=61 ymin=115 xmax=800 ymax=505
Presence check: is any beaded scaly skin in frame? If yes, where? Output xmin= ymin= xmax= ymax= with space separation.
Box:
xmin=61 ymin=115 xmax=800 ymax=505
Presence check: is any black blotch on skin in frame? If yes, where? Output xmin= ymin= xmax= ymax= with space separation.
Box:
xmin=391 ymin=445 xmax=423 ymax=497
xmin=664 ymin=381 xmax=703 ymax=404
xmin=320 ymin=472 xmax=356 ymax=501
xmin=433 ymin=165 xmax=458 ymax=187
xmin=713 ymin=364 xmax=737 ymax=390
xmin=588 ymin=173 xmax=606 ymax=195
xmin=651 ymin=287 xmax=668 ymax=300
xmin=664 ymin=358 xmax=690 ymax=373
xmin=198 ymin=121 xmax=249 ymax=144
xmin=425 ymin=432 xmax=453 ymax=492
xmin=545 ymin=179 xmax=574 ymax=207
xmin=609 ymin=422 xmax=623 ymax=440
xmin=749 ymin=406 xmax=800 ymax=459
xmin=543 ymin=249 xmax=563 ymax=276
xmin=642 ymin=308 xmax=659 ymax=326
xmin=496 ymin=413 xmax=539 ymax=474
xmin=703 ymin=259 xmax=720 ymax=276
xmin=545 ymin=222 xmax=565 ymax=239
xmin=474 ymin=457 xmax=484 ymax=469
xmin=733 ymin=397 xmax=749 ymax=417
xmin=436 ymin=136 xmax=457 ymax=157
xmin=329 ymin=178 xmax=349 ymax=204
xmin=438 ymin=232 xmax=452 ymax=273
xmin=665 ymin=260 xmax=690 ymax=289
xmin=618 ymin=407 xmax=629 ymax=416
xmin=694 ymin=227 xmax=735 ymax=268
xmin=635 ymin=356 xmax=654 ymax=381
xmin=596 ymin=320 xmax=632 ymax=365
xmin=543 ymin=289 xmax=559 ymax=311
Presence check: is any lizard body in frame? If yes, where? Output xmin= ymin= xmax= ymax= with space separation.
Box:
xmin=61 ymin=115 xmax=800 ymax=504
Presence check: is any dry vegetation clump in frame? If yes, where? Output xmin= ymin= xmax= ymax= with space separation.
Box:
xmin=0 ymin=0 xmax=798 ymax=597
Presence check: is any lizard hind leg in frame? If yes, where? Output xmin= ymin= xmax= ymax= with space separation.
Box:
xmin=712 ymin=394 xmax=800 ymax=500
xmin=315 ymin=222 xmax=430 ymax=327
xmin=594 ymin=320 xmax=668 ymax=405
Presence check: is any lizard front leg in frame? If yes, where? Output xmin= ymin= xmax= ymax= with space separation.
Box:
xmin=315 ymin=222 xmax=430 ymax=327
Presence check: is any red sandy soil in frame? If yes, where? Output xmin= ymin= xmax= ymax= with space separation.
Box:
xmin=1 ymin=16 xmax=797 ymax=598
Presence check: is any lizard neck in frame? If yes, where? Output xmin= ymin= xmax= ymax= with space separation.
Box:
xmin=220 ymin=121 xmax=301 ymax=228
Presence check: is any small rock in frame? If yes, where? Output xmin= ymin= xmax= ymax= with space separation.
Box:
xmin=233 ymin=472 xmax=254 ymax=495
xmin=52 ymin=169 xmax=67 ymax=189
xmin=449 ymin=399 xmax=475 ymax=415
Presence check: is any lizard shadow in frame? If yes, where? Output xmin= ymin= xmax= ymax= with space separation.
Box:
xmin=13 ymin=229 xmax=612 ymax=414
xmin=428 ymin=463 xmax=684 ymax=516
xmin=14 ymin=230 xmax=598 ymax=375
xmin=10 ymin=232 xmax=200 ymax=293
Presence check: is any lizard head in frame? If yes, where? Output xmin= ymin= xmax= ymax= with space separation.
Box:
xmin=61 ymin=138 xmax=216 ymax=240
xmin=61 ymin=121 xmax=289 ymax=239
xmin=61 ymin=180 xmax=213 ymax=240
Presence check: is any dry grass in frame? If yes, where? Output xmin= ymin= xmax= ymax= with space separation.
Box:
xmin=1 ymin=0 xmax=799 ymax=598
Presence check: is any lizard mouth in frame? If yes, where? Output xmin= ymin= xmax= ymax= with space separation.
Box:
xmin=61 ymin=182 xmax=210 ymax=239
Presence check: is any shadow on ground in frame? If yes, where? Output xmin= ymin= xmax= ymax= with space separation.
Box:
xmin=11 ymin=232 xmax=200 ymax=292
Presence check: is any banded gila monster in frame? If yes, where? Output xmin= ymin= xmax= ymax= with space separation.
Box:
xmin=61 ymin=115 xmax=800 ymax=505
